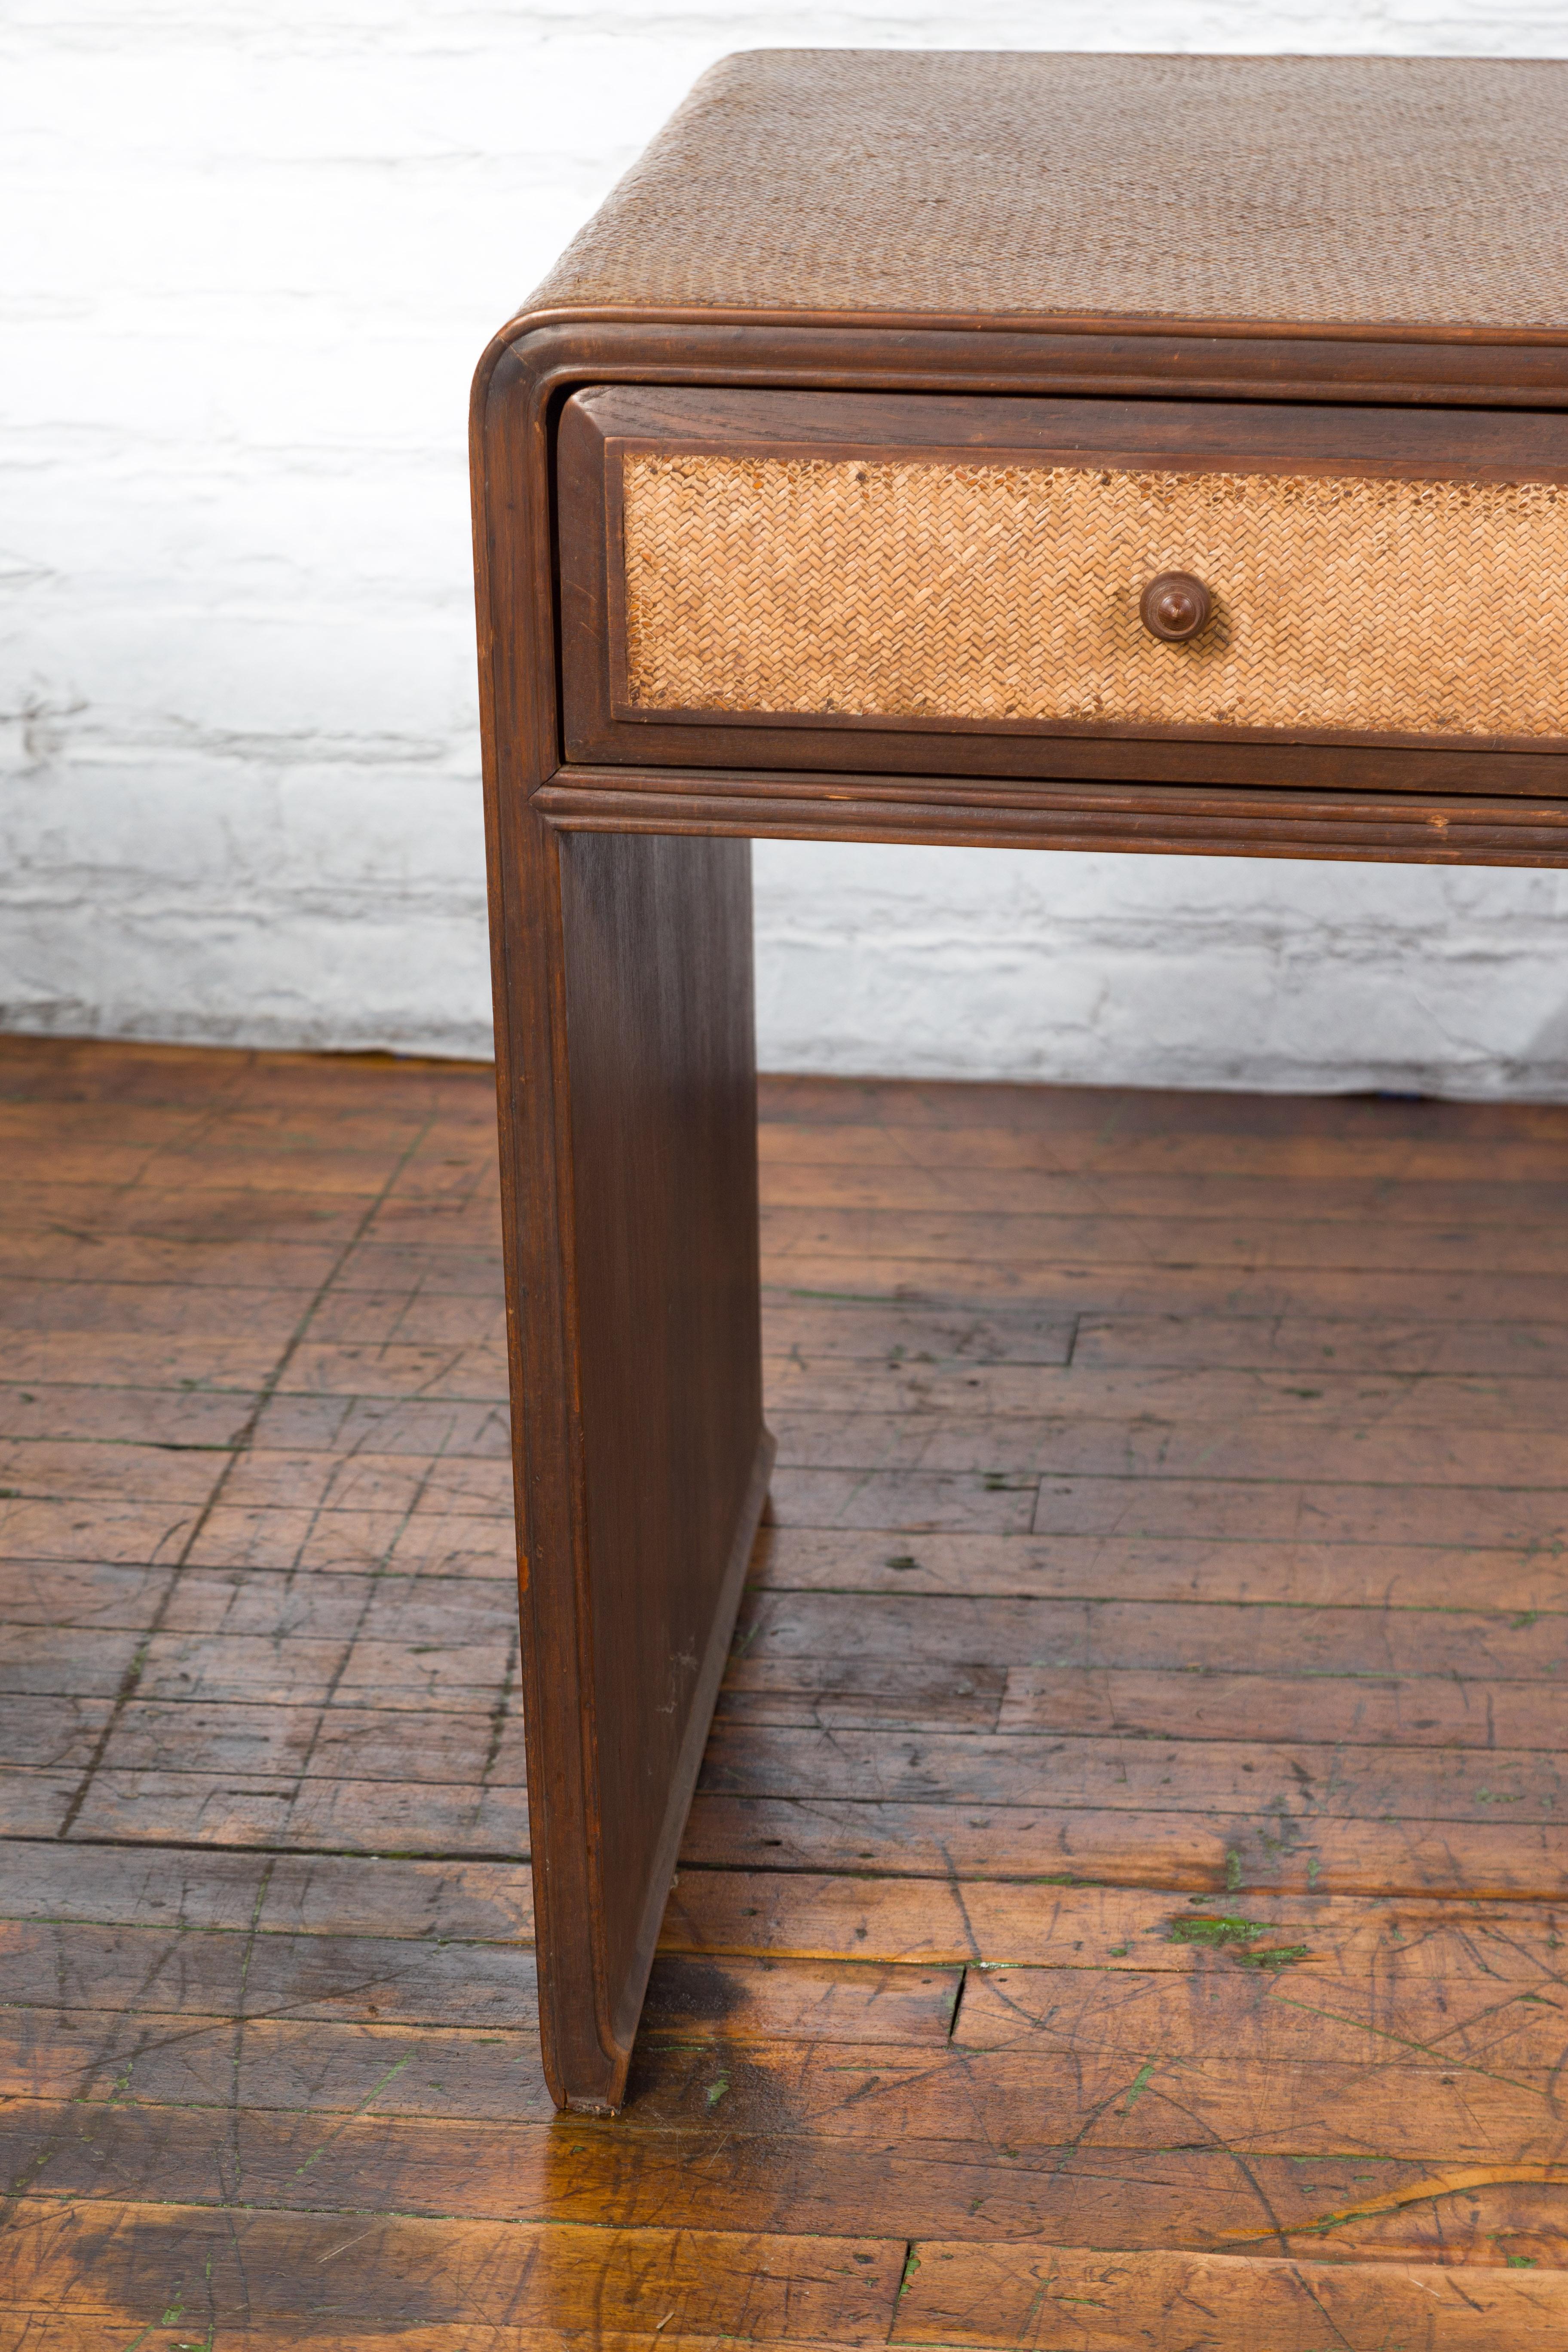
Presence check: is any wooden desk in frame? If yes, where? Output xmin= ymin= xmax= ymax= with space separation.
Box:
xmin=469 ymin=49 xmax=1568 ymax=2113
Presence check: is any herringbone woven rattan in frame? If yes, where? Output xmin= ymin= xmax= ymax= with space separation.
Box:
xmin=529 ymin=51 xmax=1568 ymax=333
xmin=619 ymin=453 xmax=1568 ymax=741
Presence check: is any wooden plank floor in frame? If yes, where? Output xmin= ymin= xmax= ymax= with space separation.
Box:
xmin=3 ymin=1032 xmax=1567 ymax=2349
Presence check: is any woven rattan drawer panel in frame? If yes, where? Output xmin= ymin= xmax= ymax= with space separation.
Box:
xmin=558 ymin=389 xmax=1568 ymax=783
xmin=620 ymin=454 xmax=1568 ymax=741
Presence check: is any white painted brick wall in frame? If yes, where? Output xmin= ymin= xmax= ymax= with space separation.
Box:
xmin=4 ymin=3 xmax=1567 ymax=1090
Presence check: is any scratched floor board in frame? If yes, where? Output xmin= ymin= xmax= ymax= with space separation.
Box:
xmin=8 ymin=1955 xmax=1565 ymax=2105
xmin=717 ymin=1660 xmax=1557 ymax=1745
xmin=695 ymin=1724 xmax=1568 ymax=1818
xmin=746 ymin=1526 xmax=1568 ymax=1609
xmin=890 ymin=2242 xmax=1568 ymax=2349
xmin=679 ymin=1793 xmax=1565 ymax=1898
xmin=755 ymin=1103 xmax=1568 ymax=1158
xmin=0 ymin=2199 xmax=904 ymax=2343
xmin=0 ymin=2334 xmax=888 ymax=2352
xmin=757 ymin=1152 xmax=1568 ymax=1213
xmin=759 ymin=1164 xmax=1568 ymax=1222
xmin=8 ymin=1837 xmax=1565 ymax=1980
xmin=731 ymin=1591 xmax=1565 ymax=1674
xmin=0 ymin=1923 xmax=956 ymax=2044
xmin=768 ymin=1409 xmax=1568 ymax=1485
xmin=760 ymin=1357 xmax=1568 ymax=1425
xmin=3 ymin=1038 xmax=1568 ymax=2346
xmin=0 ymin=1838 xmax=537 ymax=1937
xmin=4 ymin=1657 xmax=518 ymax=1719
xmin=761 ymin=1467 xmax=1568 ymax=1549
xmin=762 ymin=1202 xmax=1568 ymax=1276
xmin=0 ymin=1563 xmax=515 ymax=1642
xmin=53 ymin=1770 xmax=530 ymax=1853
xmin=9 ymin=2098 xmax=1568 ymax=2273
xmin=759 ymin=1296 xmax=1568 ymax=1378
xmin=8 ymin=1887 xmax=1565 ymax=2047
xmin=752 ymin=1072 xmax=1568 ymax=1136
xmin=760 ymin=1256 xmax=1568 ymax=1319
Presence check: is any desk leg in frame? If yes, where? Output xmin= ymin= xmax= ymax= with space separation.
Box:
xmin=495 ymin=820 xmax=772 ymax=2113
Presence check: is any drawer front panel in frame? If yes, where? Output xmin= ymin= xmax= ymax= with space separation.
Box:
xmin=557 ymin=388 xmax=1568 ymax=789
xmin=621 ymin=453 xmax=1568 ymax=741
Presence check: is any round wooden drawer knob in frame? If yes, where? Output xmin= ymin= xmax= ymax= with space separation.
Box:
xmin=1140 ymin=572 xmax=1212 ymax=643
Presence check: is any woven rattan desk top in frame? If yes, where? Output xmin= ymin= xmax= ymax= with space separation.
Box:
xmin=527 ymin=50 xmax=1568 ymax=337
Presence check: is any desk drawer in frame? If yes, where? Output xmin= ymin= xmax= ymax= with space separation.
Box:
xmin=557 ymin=388 xmax=1568 ymax=792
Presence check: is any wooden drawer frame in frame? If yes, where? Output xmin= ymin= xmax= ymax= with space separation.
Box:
xmin=472 ymin=310 xmax=1568 ymax=2117
xmin=559 ymin=384 xmax=1568 ymax=789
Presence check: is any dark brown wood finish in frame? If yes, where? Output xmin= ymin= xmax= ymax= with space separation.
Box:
xmin=1140 ymin=572 xmax=1212 ymax=643
xmin=554 ymin=827 xmax=771 ymax=2104
xmin=536 ymin=770 xmax=1568 ymax=867
xmin=475 ymin=318 xmax=1568 ymax=839
xmin=476 ymin=349 xmax=772 ymax=2108
xmin=478 ymin=759 xmax=769 ymax=2112
xmin=472 ymin=57 xmax=1568 ymax=2116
